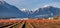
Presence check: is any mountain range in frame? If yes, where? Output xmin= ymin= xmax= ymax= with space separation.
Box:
xmin=0 ymin=1 xmax=60 ymax=18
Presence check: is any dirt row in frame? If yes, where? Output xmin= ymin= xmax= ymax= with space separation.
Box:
xmin=0 ymin=20 xmax=60 ymax=28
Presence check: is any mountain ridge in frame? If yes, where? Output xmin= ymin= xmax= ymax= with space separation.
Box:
xmin=0 ymin=1 xmax=60 ymax=18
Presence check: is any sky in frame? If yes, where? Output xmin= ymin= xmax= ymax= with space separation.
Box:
xmin=4 ymin=0 xmax=60 ymax=10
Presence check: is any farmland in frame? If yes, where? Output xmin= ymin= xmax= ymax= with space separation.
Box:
xmin=0 ymin=20 xmax=60 ymax=28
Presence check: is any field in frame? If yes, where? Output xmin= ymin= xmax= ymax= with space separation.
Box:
xmin=0 ymin=20 xmax=60 ymax=28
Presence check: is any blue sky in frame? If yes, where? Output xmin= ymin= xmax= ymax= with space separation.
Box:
xmin=4 ymin=0 xmax=60 ymax=10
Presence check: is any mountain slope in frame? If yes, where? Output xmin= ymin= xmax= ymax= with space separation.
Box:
xmin=0 ymin=1 xmax=26 ymax=18
xmin=0 ymin=0 xmax=60 ymax=18
xmin=32 ymin=6 xmax=60 ymax=18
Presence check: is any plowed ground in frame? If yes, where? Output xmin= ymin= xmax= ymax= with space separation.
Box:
xmin=0 ymin=20 xmax=60 ymax=28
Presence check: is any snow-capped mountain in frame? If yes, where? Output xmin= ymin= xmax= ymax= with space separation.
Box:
xmin=0 ymin=0 xmax=60 ymax=18
xmin=0 ymin=0 xmax=28 ymax=18
xmin=32 ymin=6 xmax=60 ymax=18
xmin=20 ymin=8 xmax=29 ymax=12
